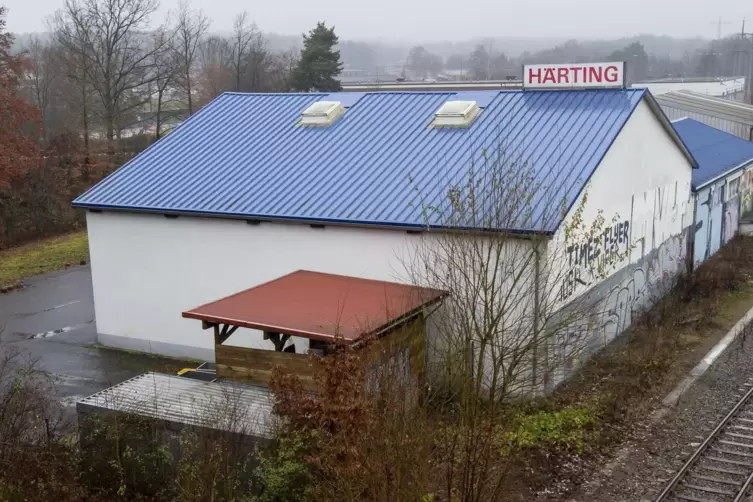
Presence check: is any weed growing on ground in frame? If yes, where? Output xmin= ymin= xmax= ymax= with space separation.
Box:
xmin=505 ymin=407 xmax=597 ymax=454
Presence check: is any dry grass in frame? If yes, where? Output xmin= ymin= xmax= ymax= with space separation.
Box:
xmin=0 ymin=231 xmax=88 ymax=290
xmin=559 ymin=237 xmax=753 ymax=410
xmin=523 ymin=235 xmax=753 ymax=498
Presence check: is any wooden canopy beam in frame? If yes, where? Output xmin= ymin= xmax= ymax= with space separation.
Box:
xmin=211 ymin=323 xmax=240 ymax=345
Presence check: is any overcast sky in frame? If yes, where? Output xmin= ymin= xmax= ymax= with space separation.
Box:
xmin=4 ymin=0 xmax=753 ymax=41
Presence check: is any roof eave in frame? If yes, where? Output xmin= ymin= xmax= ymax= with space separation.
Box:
xmin=74 ymin=203 xmax=556 ymax=238
xmin=693 ymin=159 xmax=753 ymax=192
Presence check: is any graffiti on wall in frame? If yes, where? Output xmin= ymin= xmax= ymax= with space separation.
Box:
xmin=694 ymin=188 xmax=714 ymax=264
xmin=725 ymin=196 xmax=740 ymax=244
xmin=547 ymin=181 xmax=689 ymax=390
xmin=740 ymin=170 xmax=753 ymax=214
xmin=596 ymin=231 xmax=685 ymax=340
xmin=695 ymin=178 xmax=742 ymax=267
xmin=548 ymin=231 xmax=687 ymax=389
xmin=557 ymin=181 xmax=685 ymax=306
xmin=557 ymin=220 xmax=631 ymax=302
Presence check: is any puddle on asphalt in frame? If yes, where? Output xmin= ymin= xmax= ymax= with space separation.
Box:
xmin=11 ymin=320 xmax=93 ymax=340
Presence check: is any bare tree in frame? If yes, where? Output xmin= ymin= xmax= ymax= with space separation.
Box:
xmin=409 ymin=155 xmax=625 ymax=404
xmin=265 ymin=48 xmax=297 ymax=92
xmin=196 ymin=35 xmax=232 ymax=103
xmin=50 ymin=10 xmax=95 ymax=157
xmin=171 ymin=0 xmax=209 ymax=115
xmin=21 ymin=36 xmax=57 ymax=144
xmin=227 ymin=11 xmax=260 ymax=92
xmin=149 ymin=26 xmax=178 ymax=139
xmin=54 ymin=0 xmax=162 ymax=151
xmin=401 ymin=147 xmax=628 ymax=500
xmin=240 ymin=31 xmax=270 ymax=92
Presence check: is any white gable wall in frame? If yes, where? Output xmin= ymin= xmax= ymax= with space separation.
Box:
xmin=86 ymin=213 xmax=421 ymax=360
xmin=545 ymin=98 xmax=693 ymax=388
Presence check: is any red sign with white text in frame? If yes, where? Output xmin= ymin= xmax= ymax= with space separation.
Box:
xmin=523 ymin=62 xmax=625 ymax=89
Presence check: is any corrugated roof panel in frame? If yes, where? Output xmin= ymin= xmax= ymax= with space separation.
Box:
xmin=77 ymin=372 xmax=273 ymax=437
xmin=656 ymin=90 xmax=753 ymax=127
xmin=322 ymin=91 xmax=366 ymax=107
xmin=672 ymin=118 xmax=753 ymax=189
xmin=443 ymin=90 xmax=499 ymax=108
xmin=74 ymin=89 xmax=650 ymax=233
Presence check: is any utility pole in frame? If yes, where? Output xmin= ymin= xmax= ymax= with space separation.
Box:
xmin=739 ymin=19 xmax=753 ymax=104
xmin=711 ymin=16 xmax=732 ymax=39
xmin=486 ymin=38 xmax=494 ymax=81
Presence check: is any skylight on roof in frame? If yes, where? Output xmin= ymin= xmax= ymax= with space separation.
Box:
xmin=433 ymin=100 xmax=480 ymax=128
xmin=300 ymin=101 xmax=345 ymax=126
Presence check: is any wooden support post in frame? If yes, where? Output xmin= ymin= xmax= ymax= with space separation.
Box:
xmin=212 ymin=323 xmax=221 ymax=345
xmin=264 ymin=331 xmax=291 ymax=351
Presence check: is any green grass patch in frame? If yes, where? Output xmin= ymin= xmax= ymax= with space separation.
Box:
xmin=0 ymin=232 xmax=89 ymax=289
xmin=505 ymin=406 xmax=598 ymax=454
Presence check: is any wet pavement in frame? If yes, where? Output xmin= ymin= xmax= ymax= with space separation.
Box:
xmin=0 ymin=266 xmax=189 ymax=408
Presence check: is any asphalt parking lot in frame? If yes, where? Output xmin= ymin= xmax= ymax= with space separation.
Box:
xmin=0 ymin=265 xmax=189 ymax=407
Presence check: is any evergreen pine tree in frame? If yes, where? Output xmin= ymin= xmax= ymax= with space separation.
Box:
xmin=291 ymin=22 xmax=343 ymax=92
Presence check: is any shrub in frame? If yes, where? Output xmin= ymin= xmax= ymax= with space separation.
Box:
xmin=251 ymin=432 xmax=314 ymax=502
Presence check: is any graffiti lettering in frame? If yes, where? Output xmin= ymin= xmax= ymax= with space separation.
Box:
xmin=566 ymin=220 xmax=629 ymax=269
xmin=547 ymin=231 xmax=688 ymax=391
xmin=559 ymin=220 xmax=630 ymax=302
xmin=595 ymin=232 xmax=685 ymax=343
xmin=558 ymin=267 xmax=588 ymax=302
xmin=741 ymin=170 xmax=753 ymax=214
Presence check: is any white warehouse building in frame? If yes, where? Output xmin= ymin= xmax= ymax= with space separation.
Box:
xmin=655 ymin=90 xmax=753 ymax=141
xmin=74 ymin=84 xmax=697 ymax=388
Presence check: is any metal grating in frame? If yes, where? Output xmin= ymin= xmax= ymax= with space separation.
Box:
xmin=76 ymin=372 xmax=274 ymax=438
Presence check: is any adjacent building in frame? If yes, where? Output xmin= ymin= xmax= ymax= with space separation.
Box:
xmin=672 ymin=118 xmax=753 ymax=265
xmin=656 ymin=90 xmax=753 ymax=141
xmin=633 ymin=77 xmax=745 ymax=100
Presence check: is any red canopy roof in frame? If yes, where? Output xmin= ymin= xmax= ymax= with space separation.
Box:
xmin=182 ymin=270 xmax=447 ymax=343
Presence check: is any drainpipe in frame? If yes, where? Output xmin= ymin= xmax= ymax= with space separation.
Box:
xmin=531 ymin=240 xmax=542 ymax=395
xmin=688 ymin=191 xmax=698 ymax=275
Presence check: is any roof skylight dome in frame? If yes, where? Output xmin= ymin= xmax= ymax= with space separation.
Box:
xmin=433 ymin=100 xmax=480 ymax=127
xmin=300 ymin=101 xmax=345 ymax=126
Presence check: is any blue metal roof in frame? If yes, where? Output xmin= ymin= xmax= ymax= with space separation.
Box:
xmin=672 ymin=118 xmax=753 ymax=190
xmin=74 ymin=89 xmax=683 ymax=233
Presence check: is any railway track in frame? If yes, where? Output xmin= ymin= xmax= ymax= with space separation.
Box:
xmin=656 ymin=382 xmax=753 ymax=502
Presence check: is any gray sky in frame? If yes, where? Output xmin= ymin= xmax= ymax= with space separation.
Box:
xmin=4 ymin=0 xmax=753 ymax=41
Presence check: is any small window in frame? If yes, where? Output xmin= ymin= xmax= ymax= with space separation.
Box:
xmin=300 ymin=101 xmax=345 ymax=126
xmin=432 ymin=100 xmax=480 ymax=128
xmin=727 ymin=177 xmax=741 ymax=202
xmin=712 ymin=186 xmax=723 ymax=207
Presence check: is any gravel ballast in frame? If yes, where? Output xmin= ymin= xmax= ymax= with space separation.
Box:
xmin=560 ymin=329 xmax=753 ymax=502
